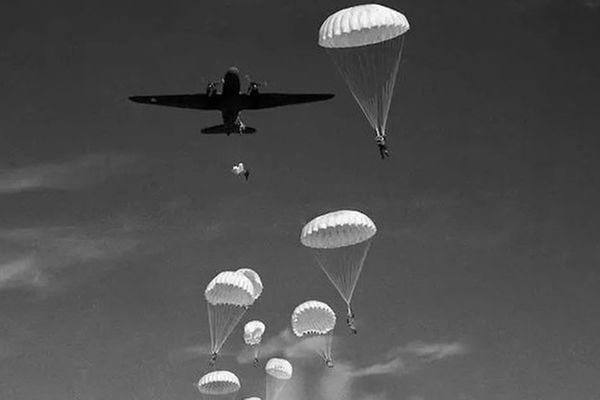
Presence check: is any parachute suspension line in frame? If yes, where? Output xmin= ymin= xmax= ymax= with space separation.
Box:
xmin=311 ymin=240 xmax=371 ymax=334
xmin=311 ymin=240 xmax=372 ymax=303
xmin=326 ymin=36 xmax=405 ymax=138
xmin=321 ymin=333 xmax=334 ymax=367
xmin=304 ymin=334 xmax=334 ymax=366
xmin=378 ymin=36 xmax=405 ymax=137
xmin=266 ymin=376 xmax=287 ymax=400
xmin=207 ymin=303 xmax=248 ymax=362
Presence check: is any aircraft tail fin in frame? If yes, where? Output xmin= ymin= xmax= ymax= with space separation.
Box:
xmin=201 ymin=125 xmax=256 ymax=134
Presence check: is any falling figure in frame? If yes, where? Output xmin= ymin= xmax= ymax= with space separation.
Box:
xmin=232 ymin=162 xmax=250 ymax=180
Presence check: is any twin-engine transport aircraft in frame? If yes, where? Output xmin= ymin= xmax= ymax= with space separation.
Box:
xmin=129 ymin=67 xmax=335 ymax=135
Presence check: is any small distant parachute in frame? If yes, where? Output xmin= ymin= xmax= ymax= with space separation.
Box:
xmin=244 ymin=320 xmax=266 ymax=366
xmin=232 ymin=162 xmax=250 ymax=180
xmin=197 ymin=370 xmax=241 ymax=400
xmin=205 ymin=270 xmax=260 ymax=365
xmin=301 ymin=210 xmax=376 ymax=333
xmin=265 ymin=358 xmax=293 ymax=400
xmin=291 ymin=300 xmax=336 ymax=367
xmin=319 ymin=4 xmax=410 ymax=144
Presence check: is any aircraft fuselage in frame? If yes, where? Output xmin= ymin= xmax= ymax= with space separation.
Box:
xmin=219 ymin=67 xmax=245 ymax=132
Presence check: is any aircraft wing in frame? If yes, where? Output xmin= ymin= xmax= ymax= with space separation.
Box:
xmin=241 ymin=93 xmax=334 ymax=110
xmin=129 ymin=94 xmax=220 ymax=110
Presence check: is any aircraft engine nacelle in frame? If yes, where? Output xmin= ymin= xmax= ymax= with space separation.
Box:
xmin=247 ymin=83 xmax=260 ymax=95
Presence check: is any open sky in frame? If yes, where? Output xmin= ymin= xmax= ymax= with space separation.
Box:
xmin=0 ymin=0 xmax=599 ymax=399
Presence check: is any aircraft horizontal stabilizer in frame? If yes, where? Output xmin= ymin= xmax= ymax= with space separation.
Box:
xmin=201 ymin=125 xmax=256 ymax=134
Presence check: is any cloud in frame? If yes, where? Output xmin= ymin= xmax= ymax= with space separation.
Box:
xmin=0 ymin=256 xmax=47 ymax=289
xmin=168 ymin=329 xmax=468 ymax=400
xmin=0 ymin=152 xmax=140 ymax=194
xmin=236 ymin=328 xmax=338 ymax=365
xmin=0 ymin=223 xmax=142 ymax=292
xmin=234 ymin=331 xmax=467 ymax=400
xmin=317 ymin=341 xmax=468 ymax=400
xmin=351 ymin=357 xmax=406 ymax=377
xmin=168 ymin=344 xmax=236 ymax=363
xmin=393 ymin=341 xmax=468 ymax=361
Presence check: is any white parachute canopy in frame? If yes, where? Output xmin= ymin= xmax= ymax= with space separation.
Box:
xmin=197 ymin=370 xmax=241 ymax=400
xmin=244 ymin=320 xmax=266 ymax=363
xmin=300 ymin=210 xmax=376 ymax=333
xmin=244 ymin=320 xmax=266 ymax=346
xmin=319 ymin=4 xmax=410 ymax=140
xmin=205 ymin=270 xmax=258 ymax=364
xmin=291 ymin=300 xmax=336 ymax=366
xmin=265 ymin=358 xmax=293 ymax=400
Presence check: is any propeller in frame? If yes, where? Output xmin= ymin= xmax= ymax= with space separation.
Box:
xmin=245 ymin=74 xmax=267 ymax=91
xmin=202 ymin=76 xmax=223 ymax=89
xmin=203 ymin=77 xmax=223 ymax=95
xmin=208 ymin=78 xmax=224 ymax=87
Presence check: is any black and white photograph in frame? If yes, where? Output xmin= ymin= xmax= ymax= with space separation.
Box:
xmin=0 ymin=1 xmax=599 ymax=399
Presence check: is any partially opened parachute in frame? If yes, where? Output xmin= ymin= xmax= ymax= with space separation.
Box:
xmin=244 ymin=320 xmax=266 ymax=365
xmin=205 ymin=270 xmax=260 ymax=365
xmin=244 ymin=320 xmax=266 ymax=346
xmin=291 ymin=301 xmax=336 ymax=366
xmin=265 ymin=358 xmax=293 ymax=400
xmin=319 ymin=4 xmax=410 ymax=141
xmin=236 ymin=268 xmax=263 ymax=300
xmin=197 ymin=370 xmax=241 ymax=400
xmin=301 ymin=210 xmax=376 ymax=333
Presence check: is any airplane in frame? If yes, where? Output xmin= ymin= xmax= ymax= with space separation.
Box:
xmin=129 ymin=67 xmax=335 ymax=135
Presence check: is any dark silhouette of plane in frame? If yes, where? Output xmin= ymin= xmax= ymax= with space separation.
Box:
xmin=129 ymin=67 xmax=335 ymax=135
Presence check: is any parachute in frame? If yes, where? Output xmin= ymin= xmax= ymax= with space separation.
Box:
xmin=205 ymin=270 xmax=259 ymax=365
xmin=300 ymin=210 xmax=376 ymax=333
xmin=291 ymin=300 xmax=336 ymax=367
xmin=319 ymin=4 xmax=410 ymax=145
xmin=197 ymin=370 xmax=241 ymax=400
xmin=244 ymin=320 xmax=266 ymax=366
xmin=265 ymin=358 xmax=293 ymax=400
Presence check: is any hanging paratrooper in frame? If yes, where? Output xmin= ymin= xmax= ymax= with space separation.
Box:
xmin=301 ymin=210 xmax=376 ymax=333
xmin=319 ymin=4 xmax=410 ymax=159
xmin=291 ymin=300 xmax=336 ymax=367
xmin=205 ymin=270 xmax=261 ymax=366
